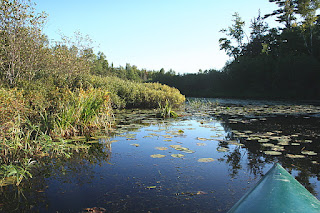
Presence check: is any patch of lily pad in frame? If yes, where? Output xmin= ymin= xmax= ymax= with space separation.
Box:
xmin=301 ymin=150 xmax=317 ymax=155
xmin=217 ymin=147 xmax=229 ymax=152
xmin=155 ymin=147 xmax=168 ymax=151
xmin=286 ymin=154 xmax=305 ymax=158
xmin=171 ymin=154 xmax=185 ymax=158
xmin=198 ymin=158 xmax=215 ymax=162
xmin=150 ymin=154 xmax=166 ymax=158
xmin=263 ymin=151 xmax=282 ymax=155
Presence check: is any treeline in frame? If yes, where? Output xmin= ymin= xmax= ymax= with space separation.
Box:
xmin=150 ymin=0 xmax=320 ymax=100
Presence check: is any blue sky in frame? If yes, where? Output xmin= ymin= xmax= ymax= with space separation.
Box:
xmin=34 ymin=0 xmax=279 ymax=74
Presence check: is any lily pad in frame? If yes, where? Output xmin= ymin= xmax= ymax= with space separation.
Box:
xmin=198 ymin=158 xmax=215 ymax=163
xmin=150 ymin=154 xmax=166 ymax=158
xmin=258 ymin=139 xmax=270 ymax=143
xmin=183 ymin=149 xmax=195 ymax=154
xmin=301 ymin=150 xmax=317 ymax=155
xmin=155 ymin=147 xmax=168 ymax=151
xmin=286 ymin=154 xmax=305 ymax=158
xmin=261 ymin=143 xmax=275 ymax=147
xmin=263 ymin=151 xmax=282 ymax=155
xmin=170 ymin=145 xmax=182 ymax=149
xmin=197 ymin=137 xmax=210 ymax=141
xmin=171 ymin=154 xmax=185 ymax=158
xmin=217 ymin=147 xmax=229 ymax=152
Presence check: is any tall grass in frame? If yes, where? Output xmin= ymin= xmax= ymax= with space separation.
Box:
xmin=54 ymin=88 xmax=113 ymax=138
xmin=0 ymin=87 xmax=110 ymax=186
xmin=0 ymin=73 xmax=185 ymax=186
xmin=157 ymin=100 xmax=178 ymax=118
xmin=86 ymin=75 xmax=186 ymax=109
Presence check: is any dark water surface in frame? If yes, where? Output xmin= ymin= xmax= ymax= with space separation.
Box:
xmin=1 ymin=100 xmax=320 ymax=213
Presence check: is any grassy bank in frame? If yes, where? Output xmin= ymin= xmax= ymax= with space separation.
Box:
xmin=0 ymin=0 xmax=185 ymax=186
xmin=0 ymin=75 xmax=185 ymax=186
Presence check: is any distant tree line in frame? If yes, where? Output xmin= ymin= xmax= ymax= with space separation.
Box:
xmin=149 ymin=0 xmax=320 ymax=100
xmin=2 ymin=0 xmax=319 ymax=100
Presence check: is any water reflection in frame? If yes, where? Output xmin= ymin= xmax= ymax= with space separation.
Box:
xmin=218 ymin=113 xmax=320 ymax=198
xmin=0 ymin=104 xmax=319 ymax=212
xmin=0 ymin=142 xmax=112 ymax=212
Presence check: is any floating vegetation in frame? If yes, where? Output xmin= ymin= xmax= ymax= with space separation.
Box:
xmin=217 ymin=147 xmax=229 ymax=152
xmin=175 ymin=147 xmax=195 ymax=153
xmin=263 ymin=151 xmax=282 ymax=155
xmin=196 ymin=143 xmax=207 ymax=146
xmin=170 ymin=145 xmax=182 ymax=149
xmin=286 ymin=154 xmax=305 ymax=158
xmin=196 ymin=137 xmax=210 ymax=141
xmin=227 ymin=141 xmax=244 ymax=146
xmin=271 ymin=146 xmax=285 ymax=151
xmin=171 ymin=154 xmax=185 ymax=158
xmin=163 ymin=139 xmax=172 ymax=142
xmin=155 ymin=147 xmax=168 ymax=151
xmin=198 ymin=158 xmax=215 ymax=162
xmin=130 ymin=144 xmax=140 ymax=147
xmin=150 ymin=154 xmax=166 ymax=158
xmin=297 ymin=139 xmax=313 ymax=143
xmin=261 ymin=143 xmax=275 ymax=147
xmin=301 ymin=150 xmax=317 ymax=155
xmin=258 ymin=139 xmax=270 ymax=143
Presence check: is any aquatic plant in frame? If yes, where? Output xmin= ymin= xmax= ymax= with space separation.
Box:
xmin=54 ymin=88 xmax=113 ymax=138
xmin=187 ymin=98 xmax=219 ymax=110
xmin=157 ymin=100 xmax=178 ymax=118
xmin=86 ymin=75 xmax=186 ymax=109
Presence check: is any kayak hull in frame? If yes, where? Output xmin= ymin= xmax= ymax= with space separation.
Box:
xmin=228 ymin=163 xmax=320 ymax=213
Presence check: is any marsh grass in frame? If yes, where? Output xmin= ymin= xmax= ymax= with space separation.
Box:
xmin=54 ymin=88 xmax=113 ymax=138
xmin=0 ymin=73 xmax=185 ymax=186
xmin=86 ymin=75 xmax=186 ymax=109
xmin=187 ymin=98 xmax=219 ymax=110
xmin=0 ymin=87 xmax=109 ymax=186
xmin=157 ymin=100 xmax=178 ymax=118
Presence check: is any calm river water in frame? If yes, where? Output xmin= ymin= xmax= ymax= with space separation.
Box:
xmin=1 ymin=99 xmax=320 ymax=212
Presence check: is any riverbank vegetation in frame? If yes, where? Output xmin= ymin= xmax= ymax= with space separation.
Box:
xmin=0 ymin=0 xmax=185 ymax=186
xmin=149 ymin=1 xmax=320 ymax=100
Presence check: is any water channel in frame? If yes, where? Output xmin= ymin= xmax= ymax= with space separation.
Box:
xmin=1 ymin=99 xmax=320 ymax=212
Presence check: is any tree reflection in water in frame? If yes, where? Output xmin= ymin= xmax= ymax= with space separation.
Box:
xmin=0 ymin=141 xmax=112 ymax=212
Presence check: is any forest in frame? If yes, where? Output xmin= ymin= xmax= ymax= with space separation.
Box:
xmin=149 ymin=0 xmax=320 ymax=99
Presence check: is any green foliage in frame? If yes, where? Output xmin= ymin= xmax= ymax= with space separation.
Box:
xmin=157 ymin=100 xmax=178 ymax=118
xmin=0 ymin=0 xmax=186 ymax=187
xmin=54 ymin=88 xmax=113 ymax=138
xmin=219 ymin=12 xmax=247 ymax=59
xmin=86 ymin=75 xmax=185 ymax=109
xmin=150 ymin=6 xmax=320 ymax=100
